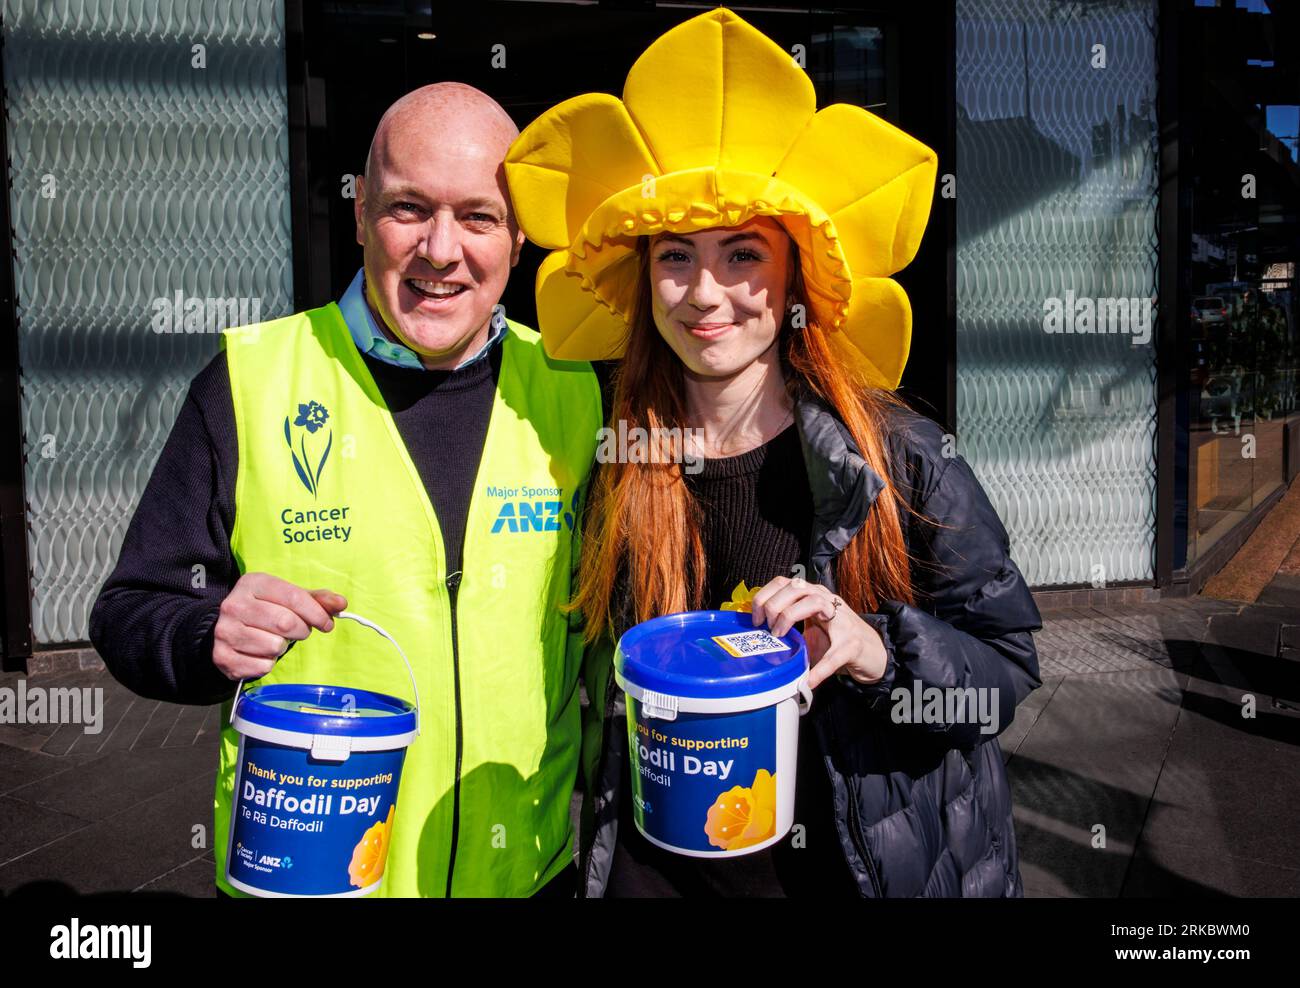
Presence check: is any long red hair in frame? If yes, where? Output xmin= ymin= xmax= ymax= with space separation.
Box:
xmin=570 ymin=234 xmax=922 ymax=644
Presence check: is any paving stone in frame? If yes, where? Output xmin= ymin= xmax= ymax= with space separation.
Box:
xmin=7 ymin=743 xmax=216 ymax=822
xmin=94 ymin=695 xmax=163 ymax=753
xmin=0 ymin=773 xmax=216 ymax=895
xmin=0 ymin=795 xmax=90 ymax=865
xmin=0 ymin=743 xmax=98 ymax=796
xmin=1281 ymin=623 xmax=1300 ymax=651
xmin=1000 ymin=674 xmax=1064 ymax=761
xmin=1014 ymin=801 xmax=1133 ymax=899
xmin=132 ymin=703 xmax=184 ymax=750
xmin=59 ymin=678 xmax=138 ymax=757
xmin=1064 ymin=613 xmax=1172 ymax=666
xmin=1197 ymin=631 xmax=1300 ymax=704
xmin=135 ymin=855 xmax=218 ymax=897
xmin=1122 ymin=839 xmax=1300 ymax=897
xmin=193 ymin=704 xmax=223 ymax=745
xmin=162 ymin=703 xmax=212 ymax=748
xmin=1207 ymin=612 xmax=1282 ymax=658
xmin=1034 ymin=618 xmax=1157 ymax=677
xmin=0 ymin=722 xmax=60 ymax=753
xmin=1141 ymin=729 xmax=1300 ymax=867
xmin=1257 ymin=573 xmax=1300 ymax=610
xmin=1008 ymin=667 xmax=1185 ymax=898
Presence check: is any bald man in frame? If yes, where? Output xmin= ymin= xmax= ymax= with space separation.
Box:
xmin=90 ymin=84 xmax=604 ymax=898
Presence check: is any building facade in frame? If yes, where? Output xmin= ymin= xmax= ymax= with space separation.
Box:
xmin=1 ymin=0 xmax=1296 ymax=660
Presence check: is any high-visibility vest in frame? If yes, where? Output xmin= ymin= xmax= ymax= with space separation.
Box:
xmin=214 ymin=303 xmax=601 ymax=896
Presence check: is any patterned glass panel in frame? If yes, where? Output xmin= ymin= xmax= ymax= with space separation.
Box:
xmin=3 ymin=0 xmax=293 ymax=643
xmin=955 ymin=0 xmax=1159 ymax=587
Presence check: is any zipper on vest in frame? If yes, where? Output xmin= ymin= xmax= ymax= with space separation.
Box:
xmin=443 ymin=568 xmax=464 ymax=897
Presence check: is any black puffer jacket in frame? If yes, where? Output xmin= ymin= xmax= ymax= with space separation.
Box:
xmin=577 ymin=391 xmax=1043 ymax=896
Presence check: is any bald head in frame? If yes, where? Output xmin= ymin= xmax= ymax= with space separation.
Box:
xmin=365 ymin=82 xmax=519 ymax=186
xmin=353 ymin=82 xmax=526 ymax=371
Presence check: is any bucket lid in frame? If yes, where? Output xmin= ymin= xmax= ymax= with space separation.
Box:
xmin=615 ymin=610 xmax=808 ymax=700
xmin=233 ymin=683 xmax=417 ymax=739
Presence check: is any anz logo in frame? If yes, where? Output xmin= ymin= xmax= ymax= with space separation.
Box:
xmin=492 ymin=500 xmax=564 ymax=534
xmin=490 ymin=489 xmax=579 ymax=534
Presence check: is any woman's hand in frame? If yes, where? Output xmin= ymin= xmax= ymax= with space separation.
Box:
xmin=750 ymin=576 xmax=888 ymax=689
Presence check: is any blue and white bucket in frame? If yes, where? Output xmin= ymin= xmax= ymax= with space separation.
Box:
xmin=226 ymin=612 xmax=419 ymax=897
xmin=615 ymin=610 xmax=812 ymax=857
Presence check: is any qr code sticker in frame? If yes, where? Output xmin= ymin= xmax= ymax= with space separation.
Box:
xmin=711 ymin=630 xmax=789 ymax=657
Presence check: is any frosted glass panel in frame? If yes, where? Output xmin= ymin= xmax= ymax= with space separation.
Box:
xmin=955 ymin=0 xmax=1159 ymax=587
xmin=3 ymin=0 xmax=293 ymax=643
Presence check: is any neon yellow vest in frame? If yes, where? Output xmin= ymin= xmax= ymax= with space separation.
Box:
xmin=214 ymin=304 xmax=600 ymax=897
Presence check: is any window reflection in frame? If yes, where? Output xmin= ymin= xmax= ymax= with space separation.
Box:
xmin=1184 ymin=0 xmax=1299 ymax=565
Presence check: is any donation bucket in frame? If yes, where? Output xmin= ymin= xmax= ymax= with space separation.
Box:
xmin=615 ymin=610 xmax=812 ymax=857
xmin=226 ymin=611 xmax=419 ymax=897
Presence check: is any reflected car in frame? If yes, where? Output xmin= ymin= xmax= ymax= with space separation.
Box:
xmin=1192 ymin=296 xmax=1229 ymax=327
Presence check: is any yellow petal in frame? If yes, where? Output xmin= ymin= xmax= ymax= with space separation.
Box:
xmin=776 ymin=104 xmax=938 ymax=277
xmin=506 ymin=93 xmax=659 ymax=250
xmin=833 ymin=276 xmax=913 ymax=389
xmin=534 ymin=250 xmax=631 ymax=360
xmin=623 ymin=8 xmax=815 ymax=176
xmin=750 ymin=769 xmax=777 ymax=815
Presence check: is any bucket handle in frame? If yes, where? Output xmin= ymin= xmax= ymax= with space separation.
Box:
xmin=796 ymin=678 xmax=813 ymax=716
xmin=229 ymin=610 xmax=421 ymax=737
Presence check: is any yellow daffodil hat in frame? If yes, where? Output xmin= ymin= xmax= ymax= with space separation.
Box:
xmin=504 ymin=7 xmax=939 ymax=389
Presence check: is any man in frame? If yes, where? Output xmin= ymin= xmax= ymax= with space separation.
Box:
xmin=90 ymin=83 xmax=603 ymax=897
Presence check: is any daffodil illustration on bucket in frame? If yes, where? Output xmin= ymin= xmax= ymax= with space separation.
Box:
xmin=705 ymin=769 xmax=777 ymax=851
xmin=349 ymin=805 xmax=396 ymax=888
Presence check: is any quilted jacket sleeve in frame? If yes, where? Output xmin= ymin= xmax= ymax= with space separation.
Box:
xmin=842 ymin=444 xmax=1044 ymax=748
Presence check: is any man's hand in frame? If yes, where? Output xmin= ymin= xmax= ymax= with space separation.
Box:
xmin=212 ymin=572 xmax=348 ymax=681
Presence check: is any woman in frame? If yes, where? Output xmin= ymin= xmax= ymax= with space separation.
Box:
xmin=505 ymin=7 xmax=1043 ymax=897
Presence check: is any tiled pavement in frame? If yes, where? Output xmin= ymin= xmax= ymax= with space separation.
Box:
xmin=1006 ymin=586 xmax=1300 ymax=897
xmin=1 ymin=585 xmax=1297 ymax=896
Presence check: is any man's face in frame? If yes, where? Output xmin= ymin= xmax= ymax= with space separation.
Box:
xmin=355 ymin=124 xmax=523 ymax=369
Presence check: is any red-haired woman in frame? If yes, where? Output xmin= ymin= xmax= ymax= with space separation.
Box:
xmin=566 ymin=221 xmax=1043 ymax=897
xmin=503 ymin=7 xmax=1044 ymax=897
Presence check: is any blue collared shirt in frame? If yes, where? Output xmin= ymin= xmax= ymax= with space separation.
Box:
xmin=337 ymin=268 xmax=506 ymax=371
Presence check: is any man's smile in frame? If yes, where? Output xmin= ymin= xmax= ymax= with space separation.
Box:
xmin=405 ymin=278 xmax=469 ymax=302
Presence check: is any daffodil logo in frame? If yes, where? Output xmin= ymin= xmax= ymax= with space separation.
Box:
xmin=284 ymin=400 xmax=333 ymax=497
xmin=704 ymin=768 xmax=777 ymax=851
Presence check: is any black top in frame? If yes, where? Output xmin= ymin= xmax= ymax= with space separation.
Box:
xmin=605 ymin=421 xmax=859 ymax=897
xmin=88 ymin=343 xmax=503 ymax=706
